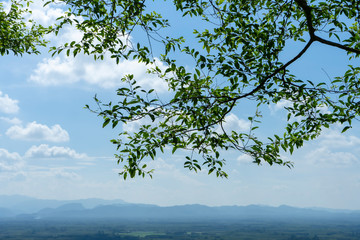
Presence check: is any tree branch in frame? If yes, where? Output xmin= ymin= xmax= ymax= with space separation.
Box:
xmin=295 ymin=0 xmax=360 ymax=54
xmin=237 ymin=39 xmax=314 ymax=100
xmin=294 ymin=0 xmax=315 ymax=37
xmin=314 ymin=35 xmax=360 ymax=54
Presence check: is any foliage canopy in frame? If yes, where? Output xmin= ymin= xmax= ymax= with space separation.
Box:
xmin=5 ymin=0 xmax=360 ymax=178
xmin=0 ymin=0 xmax=48 ymax=55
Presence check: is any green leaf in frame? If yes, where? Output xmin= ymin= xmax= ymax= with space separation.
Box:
xmin=341 ymin=126 xmax=352 ymax=133
xmin=102 ymin=118 xmax=110 ymax=128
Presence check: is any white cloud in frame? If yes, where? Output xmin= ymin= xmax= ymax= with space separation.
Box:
xmin=0 ymin=91 xmax=19 ymax=114
xmin=299 ymin=127 xmax=360 ymax=167
xmin=19 ymin=166 xmax=81 ymax=180
xmin=269 ymin=99 xmax=329 ymax=116
xmin=306 ymin=146 xmax=358 ymax=166
xmin=26 ymin=0 xmax=85 ymax=46
xmin=29 ymin=56 xmax=81 ymax=85
xmin=217 ymin=113 xmax=251 ymax=133
xmin=0 ymin=117 xmax=22 ymax=125
xmin=303 ymin=128 xmax=360 ymax=166
xmin=51 ymin=24 xmax=84 ymax=45
xmin=122 ymin=116 xmax=155 ymax=133
xmin=318 ymin=128 xmax=360 ymax=149
xmin=2 ymin=1 xmax=11 ymax=14
xmin=147 ymin=158 xmax=205 ymax=187
xmin=51 ymin=168 xmax=81 ymax=180
xmin=269 ymin=99 xmax=293 ymax=113
xmin=147 ymin=157 xmax=176 ymax=171
xmin=0 ymin=148 xmax=21 ymax=161
xmin=25 ymin=144 xmax=87 ymax=159
xmin=27 ymin=0 xmax=65 ymax=26
xmin=29 ymin=55 xmax=169 ymax=92
xmin=237 ymin=154 xmax=253 ymax=164
xmin=0 ymin=148 xmax=23 ymax=172
xmin=3 ymin=0 xmax=64 ymax=34
xmin=6 ymin=121 xmax=69 ymax=142
xmin=24 ymin=0 xmax=168 ymax=92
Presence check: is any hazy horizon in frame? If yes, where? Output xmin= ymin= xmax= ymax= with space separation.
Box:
xmin=1 ymin=194 xmax=359 ymax=211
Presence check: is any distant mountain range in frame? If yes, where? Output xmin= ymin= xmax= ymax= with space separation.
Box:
xmin=1 ymin=195 xmax=359 ymax=221
xmin=0 ymin=195 xmax=127 ymax=214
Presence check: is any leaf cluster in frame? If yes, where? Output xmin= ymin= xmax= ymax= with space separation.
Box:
xmin=83 ymin=0 xmax=360 ymax=178
xmin=0 ymin=0 xmax=49 ymax=55
xmin=14 ymin=0 xmax=360 ymax=178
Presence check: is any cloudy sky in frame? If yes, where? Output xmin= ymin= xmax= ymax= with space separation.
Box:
xmin=1 ymin=0 xmax=360 ymax=210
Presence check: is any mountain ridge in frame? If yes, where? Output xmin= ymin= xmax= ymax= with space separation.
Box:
xmin=1 ymin=195 xmax=359 ymax=221
xmin=0 ymin=194 xmax=127 ymax=214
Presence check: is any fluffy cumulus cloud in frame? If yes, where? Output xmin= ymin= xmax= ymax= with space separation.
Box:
xmin=25 ymin=144 xmax=87 ymax=159
xmin=123 ymin=109 xmax=249 ymax=135
xmin=0 ymin=148 xmax=23 ymax=172
xmin=4 ymin=0 xmax=63 ymax=26
xmin=26 ymin=0 xmax=84 ymax=46
xmin=318 ymin=128 xmax=360 ymax=149
xmin=122 ymin=114 xmax=158 ymax=133
xmin=3 ymin=0 xmax=64 ymax=36
xmin=237 ymin=154 xmax=253 ymax=164
xmin=0 ymin=117 xmax=22 ymax=125
xmin=123 ymin=112 xmax=251 ymax=138
xmin=122 ymin=120 xmax=143 ymax=133
xmin=0 ymin=91 xmax=19 ymax=114
xmin=306 ymin=147 xmax=358 ymax=166
xmin=27 ymin=0 xmax=65 ymax=26
xmin=29 ymin=57 xmax=81 ymax=85
xmin=269 ymin=99 xmax=329 ymax=116
xmin=23 ymin=0 xmax=168 ymax=92
xmin=29 ymin=55 xmax=169 ymax=92
xmin=269 ymin=99 xmax=293 ymax=113
xmin=216 ymin=113 xmax=251 ymax=134
xmin=304 ymin=128 xmax=360 ymax=166
xmin=6 ymin=121 xmax=69 ymax=142
xmin=2 ymin=1 xmax=12 ymax=14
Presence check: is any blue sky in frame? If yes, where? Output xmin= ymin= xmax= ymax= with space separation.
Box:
xmin=1 ymin=0 xmax=360 ymax=210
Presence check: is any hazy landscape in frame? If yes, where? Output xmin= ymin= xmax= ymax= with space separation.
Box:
xmin=1 ymin=195 xmax=359 ymax=239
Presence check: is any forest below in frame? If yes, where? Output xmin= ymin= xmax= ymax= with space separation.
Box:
xmin=1 ymin=218 xmax=360 ymax=240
